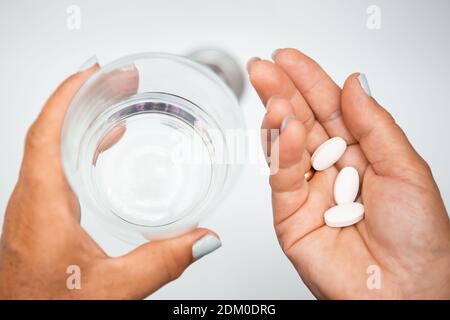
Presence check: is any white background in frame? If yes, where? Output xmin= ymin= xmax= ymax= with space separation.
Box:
xmin=0 ymin=0 xmax=449 ymax=299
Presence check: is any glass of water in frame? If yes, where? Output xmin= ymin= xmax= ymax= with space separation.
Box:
xmin=61 ymin=52 xmax=245 ymax=244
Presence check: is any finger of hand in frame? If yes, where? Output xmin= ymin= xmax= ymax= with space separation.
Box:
xmin=273 ymin=48 xmax=356 ymax=144
xmin=92 ymin=125 xmax=126 ymax=165
xmin=22 ymin=63 xmax=99 ymax=182
xmin=261 ymin=96 xmax=368 ymax=193
xmin=261 ymin=97 xmax=311 ymax=224
xmin=90 ymin=64 xmax=139 ymax=164
xmin=341 ymin=73 xmax=431 ymax=179
xmin=248 ymin=58 xmax=329 ymax=153
xmin=97 ymin=63 xmax=139 ymax=100
xmin=275 ymin=168 xmax=337 ymax=253
xmin=100 ymin=229 xmax=221 ymax=299
xmin=32 ymin=64 xmax=99 ymax=147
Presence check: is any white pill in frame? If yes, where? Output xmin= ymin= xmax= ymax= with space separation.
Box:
xmin=311 ymin=137 xmax=347 ymax=171
xmin=334 ymin=167 xmax=359 ymax=204
xmin=324 ymin=202 xmax=365 ymax=228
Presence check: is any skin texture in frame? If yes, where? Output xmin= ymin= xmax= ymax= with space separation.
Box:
xmin=248 ymin=48 xmax=450 ymax=299
xmin=0 ymin=63 xmax=218 ymax=299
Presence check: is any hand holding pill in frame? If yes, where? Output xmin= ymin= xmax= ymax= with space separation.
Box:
xmin=0 ymin=49 xmax=449 ymax=300
xmin=248 ymin=48 xmax=450 ymax=299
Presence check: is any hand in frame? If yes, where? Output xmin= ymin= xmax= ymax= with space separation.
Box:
xmin=248 ymin=48 xmax=450 ymax=299
xmin=0 ymin=58 xmax=221 ymax=299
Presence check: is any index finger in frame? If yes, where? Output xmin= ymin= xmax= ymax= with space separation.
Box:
xmin=22 ymin=60 xmax=100 ymax=182
xmin=273 ymin=48 xmax=356 ymax=144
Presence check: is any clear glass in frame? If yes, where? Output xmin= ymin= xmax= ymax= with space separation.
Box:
xmin=61 ymin=53 xmax=245 ymax=244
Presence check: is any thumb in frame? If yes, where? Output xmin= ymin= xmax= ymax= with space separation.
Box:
xmin=102 ymin=228 xmax=221 ymax=299
xmin=341 ymin=73 xmax=430 ymax=178
xmin=22 ymin=56 xmax=100 ymax=180
xmin=29 ymin=56 xmax=100 ymax=149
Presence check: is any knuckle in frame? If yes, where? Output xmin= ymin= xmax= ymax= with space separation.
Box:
xmin=377 ymin=105 xmax=396 ymax=126
xmin=160 ymin=246 xmax=183 ymax=282
xmin=413 ymin=156 xmax=433 ymax=177
xmin=279 ymin=236 xmax=294 ymax=257
xmin=384 ymin=110 xmax=396 ymax=125
xmin=25 ymin=123 xmax=45 ymax=150
xmin=419 ymin=158 xmax=432 ymax=174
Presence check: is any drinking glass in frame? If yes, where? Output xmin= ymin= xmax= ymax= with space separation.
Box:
xmin=61 ymin=52 xmax=245 ymax=244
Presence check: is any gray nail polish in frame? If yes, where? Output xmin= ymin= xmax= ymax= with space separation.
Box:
xmin=357 ymin=73 xmax=372 ymax=97
xmin=280 ymin=114 xmax=295 ymax=132
xmin=192 ymin=234 xmax=222 ymax=261
xmin=78 ymin=55 xmax=98 ymax=72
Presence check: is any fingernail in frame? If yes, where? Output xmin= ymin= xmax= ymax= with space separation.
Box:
xmin=78 ymin=55 xmax=98 ymax=72
xmin=246 ymin=57 xmax=261 ymax=72
xmin=280 ymin=114 xmax=295 ymax=132
xmin=272 ymin=48 xmax=282 ymax=60
xmin=192 ymin=234 xmax=222 ymax=261
xmin=120 ymin=63 xmax=137 ymax=73
xmin=357 ymin=73 xmax=372 ymax=97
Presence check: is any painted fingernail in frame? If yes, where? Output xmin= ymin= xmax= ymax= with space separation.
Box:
xmin=246 ymin=57 xmax=261 ymax=72
xmin=120 ymin=63 xmax=137 ymax=73
xmin=272 ymin=48 xmax=282 ymax=60
xmin=280 ymin=114 xmax=295 ymax=133
xmin=192 ymin=234 xmax=222 ymax=261
xmin=357 ymin=73 xmax=372 ymax=97
xmin=78 ymin=55 xmax=98 ymax=72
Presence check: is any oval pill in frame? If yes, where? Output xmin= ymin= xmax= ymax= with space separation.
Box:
xmin=311 ymin=137 xmax=347 ymax=171
xmin=334 ymin=166 xmax=359 ymax=204
xmin=324 ymin=202 xmax=365 ymax=228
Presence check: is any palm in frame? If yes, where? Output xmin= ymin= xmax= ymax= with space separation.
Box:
xmin=284 ymin=166 xmax=430 ymax=298
xmin=249 ymin=49 xmax=450 ymax=298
